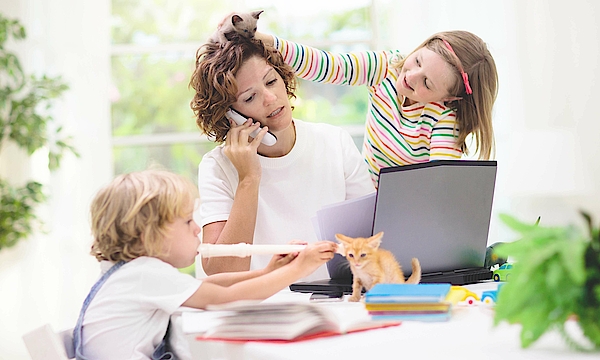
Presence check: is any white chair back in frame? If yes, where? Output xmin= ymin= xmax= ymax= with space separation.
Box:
xmin=22 ymin=324 xmax=75 ymax=360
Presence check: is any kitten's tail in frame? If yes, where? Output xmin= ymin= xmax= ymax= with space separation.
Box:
xmin=405 ymin=258 xmax=421 ymax=284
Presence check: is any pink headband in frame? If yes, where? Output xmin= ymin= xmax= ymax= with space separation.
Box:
xmin=442 ymin=39 xmax=473 ymax=95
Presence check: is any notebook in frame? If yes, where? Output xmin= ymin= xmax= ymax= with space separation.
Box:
xmin=290 ymin=160 xmax=497 ymax=294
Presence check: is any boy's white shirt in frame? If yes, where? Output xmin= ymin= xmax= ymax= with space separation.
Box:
xmin=81 ymin=257 xmax=202 ymax=360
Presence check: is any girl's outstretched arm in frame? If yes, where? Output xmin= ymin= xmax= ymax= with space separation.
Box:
xmin=257 ymin=32 xmax=393 ymax=87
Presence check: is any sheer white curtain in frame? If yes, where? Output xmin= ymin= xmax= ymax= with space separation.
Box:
xmin=0 ymin=0 xmax=111 ymax=358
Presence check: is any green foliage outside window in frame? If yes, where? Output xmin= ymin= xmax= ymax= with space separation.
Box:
xmin=111 ymin=55 xmax=197 ymax=136
xmin=111 ymin=0 xmax=223 ymax=44
xmin=110 ymin=0 xmax=372 ymax=180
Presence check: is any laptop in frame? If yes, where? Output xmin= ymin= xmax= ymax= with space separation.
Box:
xmin=290 ymin=160 xmax=497 ymax=294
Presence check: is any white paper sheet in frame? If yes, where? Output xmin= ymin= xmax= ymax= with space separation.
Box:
xmin=312 ymin=192 xmax=377 ymax=241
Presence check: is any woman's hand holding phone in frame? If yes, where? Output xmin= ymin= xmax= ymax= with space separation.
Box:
xmin=224 ymin=115 xmax=265 ymax=182
xmin=226 ymin=108 xmax=277 ymax=146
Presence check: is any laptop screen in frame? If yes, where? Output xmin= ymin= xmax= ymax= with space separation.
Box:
xmin=372 ymin=160 xmax=497 ymax=276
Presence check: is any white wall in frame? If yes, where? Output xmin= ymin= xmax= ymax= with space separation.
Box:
xmin=0 ymin=0 xmax=112 ymax=359
xmin=1 ymin=0 xmax=600 ymax=359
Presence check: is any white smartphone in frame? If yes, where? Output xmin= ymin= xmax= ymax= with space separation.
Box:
xmin=309 ymin=292 xmax=344 ymax=302
xmin=225 ymin=108 xmax=277 ymax=146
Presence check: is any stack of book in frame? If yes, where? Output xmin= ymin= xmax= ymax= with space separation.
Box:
xmin=365 ymin=283 xmax=453 ymax=322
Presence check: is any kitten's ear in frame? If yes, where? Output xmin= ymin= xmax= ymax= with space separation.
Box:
xmin=251 ymin=10 xmax=264 ymax=19
xmin=336 ymin=242 xmax=346 ymax=255
xmin=335 ymin=234 xmax=350 ymax=253
xmin=232 ymin=14 xmax=243 ymax=25
xmin=335 ymin=233 xmax=350 ymax=244
xmin=368 ymin=232 xmax=384 ymax=249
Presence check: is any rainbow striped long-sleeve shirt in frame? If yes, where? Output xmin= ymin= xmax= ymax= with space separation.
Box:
xmin=274 ymin=37 xmax=462 ymax=186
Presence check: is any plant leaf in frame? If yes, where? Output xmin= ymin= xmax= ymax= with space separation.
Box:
xmin=498 ymin=213 xmax=539 ymax=234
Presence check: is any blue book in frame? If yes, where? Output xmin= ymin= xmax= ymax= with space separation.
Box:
xmin=365 ymin=283 xmax=451 ymax=303
xmin=370 ymin=312 xmax=451 ymax=322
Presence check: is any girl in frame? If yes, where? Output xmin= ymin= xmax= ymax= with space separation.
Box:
xmin=189 ymin=34 xmax=375 ymax=280
xmin=74 ymin=169 xmax=336 ymax=359
xmin=255 ymin=31 xmax=499 ymax=186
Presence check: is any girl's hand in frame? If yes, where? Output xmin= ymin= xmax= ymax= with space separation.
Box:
xmin=292 ymin=241 xmax=337 ymax=278
xmin=223 ymin=118 xmax=268 ymax=182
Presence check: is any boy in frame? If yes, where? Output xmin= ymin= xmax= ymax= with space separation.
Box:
xmin=74 ymin=169 xmax=336 ymax=359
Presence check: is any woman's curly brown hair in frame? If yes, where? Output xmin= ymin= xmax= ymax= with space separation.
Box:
xmin=189 ymin=33 xmax=297 ymax=143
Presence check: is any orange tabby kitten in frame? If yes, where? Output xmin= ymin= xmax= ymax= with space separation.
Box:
xmin=336 ymin=232 xmax=421 ymax=302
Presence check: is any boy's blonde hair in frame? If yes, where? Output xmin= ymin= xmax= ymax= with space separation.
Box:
xmin=393 ymin=30 xmax=498 ymax=159
xmin=90 ymin=169 xmax=199 ymax=262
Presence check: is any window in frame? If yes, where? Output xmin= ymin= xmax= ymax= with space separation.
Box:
xmin=110 ymin=0 xmax=380 ymax=182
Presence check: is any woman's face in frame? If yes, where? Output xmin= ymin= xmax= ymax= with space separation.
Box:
xmin=231 ymin=56 xmax=293 ymax=134
xmin=396 ymin=47 xmax=456 ymax=105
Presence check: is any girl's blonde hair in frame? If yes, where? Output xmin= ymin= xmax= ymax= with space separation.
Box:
xmin=90 ymin=169 xmax=199 ymax=262
xmin=393 ymin=30 xmax=498 ymax=159
xmin=189 ymin=33 xmax=297 ymax=143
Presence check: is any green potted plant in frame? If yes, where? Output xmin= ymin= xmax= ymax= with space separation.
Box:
xmin=0 ymin=14 xmax=77 ymax=251
xmin=493 ymin=211 xmax=600 ymax=351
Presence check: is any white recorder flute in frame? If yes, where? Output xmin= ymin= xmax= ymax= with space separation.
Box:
xmin=198 ymin=243 xmax=307 ymax=258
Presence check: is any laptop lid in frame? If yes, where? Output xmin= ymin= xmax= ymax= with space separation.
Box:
xmin=373 ymin=160 xmax=497 ymax=276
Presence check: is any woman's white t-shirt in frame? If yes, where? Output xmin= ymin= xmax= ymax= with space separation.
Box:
xmin=198 ymin=119 xmax=375 ymax=281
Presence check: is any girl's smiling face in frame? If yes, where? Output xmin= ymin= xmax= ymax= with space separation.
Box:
xmin=396 ymin=47 xmax=457 ymax=105
xmin=231 ymin=56 xmax=293 ymax=134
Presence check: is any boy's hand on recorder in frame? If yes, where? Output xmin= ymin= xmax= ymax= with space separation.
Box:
xmin=292 ymin=241 xmax=337 ymax=278
xmin=264 ymin=240 xmax=306 ymax=273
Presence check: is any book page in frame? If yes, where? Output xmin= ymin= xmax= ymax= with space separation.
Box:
xmin=314 ymin=302 xmax=398 ymax=333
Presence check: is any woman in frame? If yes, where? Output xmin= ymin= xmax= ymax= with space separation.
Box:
xmin=189 ymin=34 xmax=374 ymax=281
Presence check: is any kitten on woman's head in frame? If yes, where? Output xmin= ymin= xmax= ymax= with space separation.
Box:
xmin=209 ymin=10 xmax=264 ymax=44
xmin=336 ymin=232 xmax=421 ymax=302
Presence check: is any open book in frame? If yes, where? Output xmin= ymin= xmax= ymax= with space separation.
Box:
xmin=182 ymin=301 xmax=400 ymax=342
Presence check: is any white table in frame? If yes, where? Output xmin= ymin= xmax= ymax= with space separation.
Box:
xmin=175 ymin=282 xmax=598 ymax=360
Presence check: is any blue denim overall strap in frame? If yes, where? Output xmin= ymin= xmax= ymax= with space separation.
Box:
xmin=151 ymin=321 xmax=175 ymax=360
xmin=72 ymin=260 xmax=176 ymax=360
xmin=73 ymin=260 xmax=125 ymax=360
